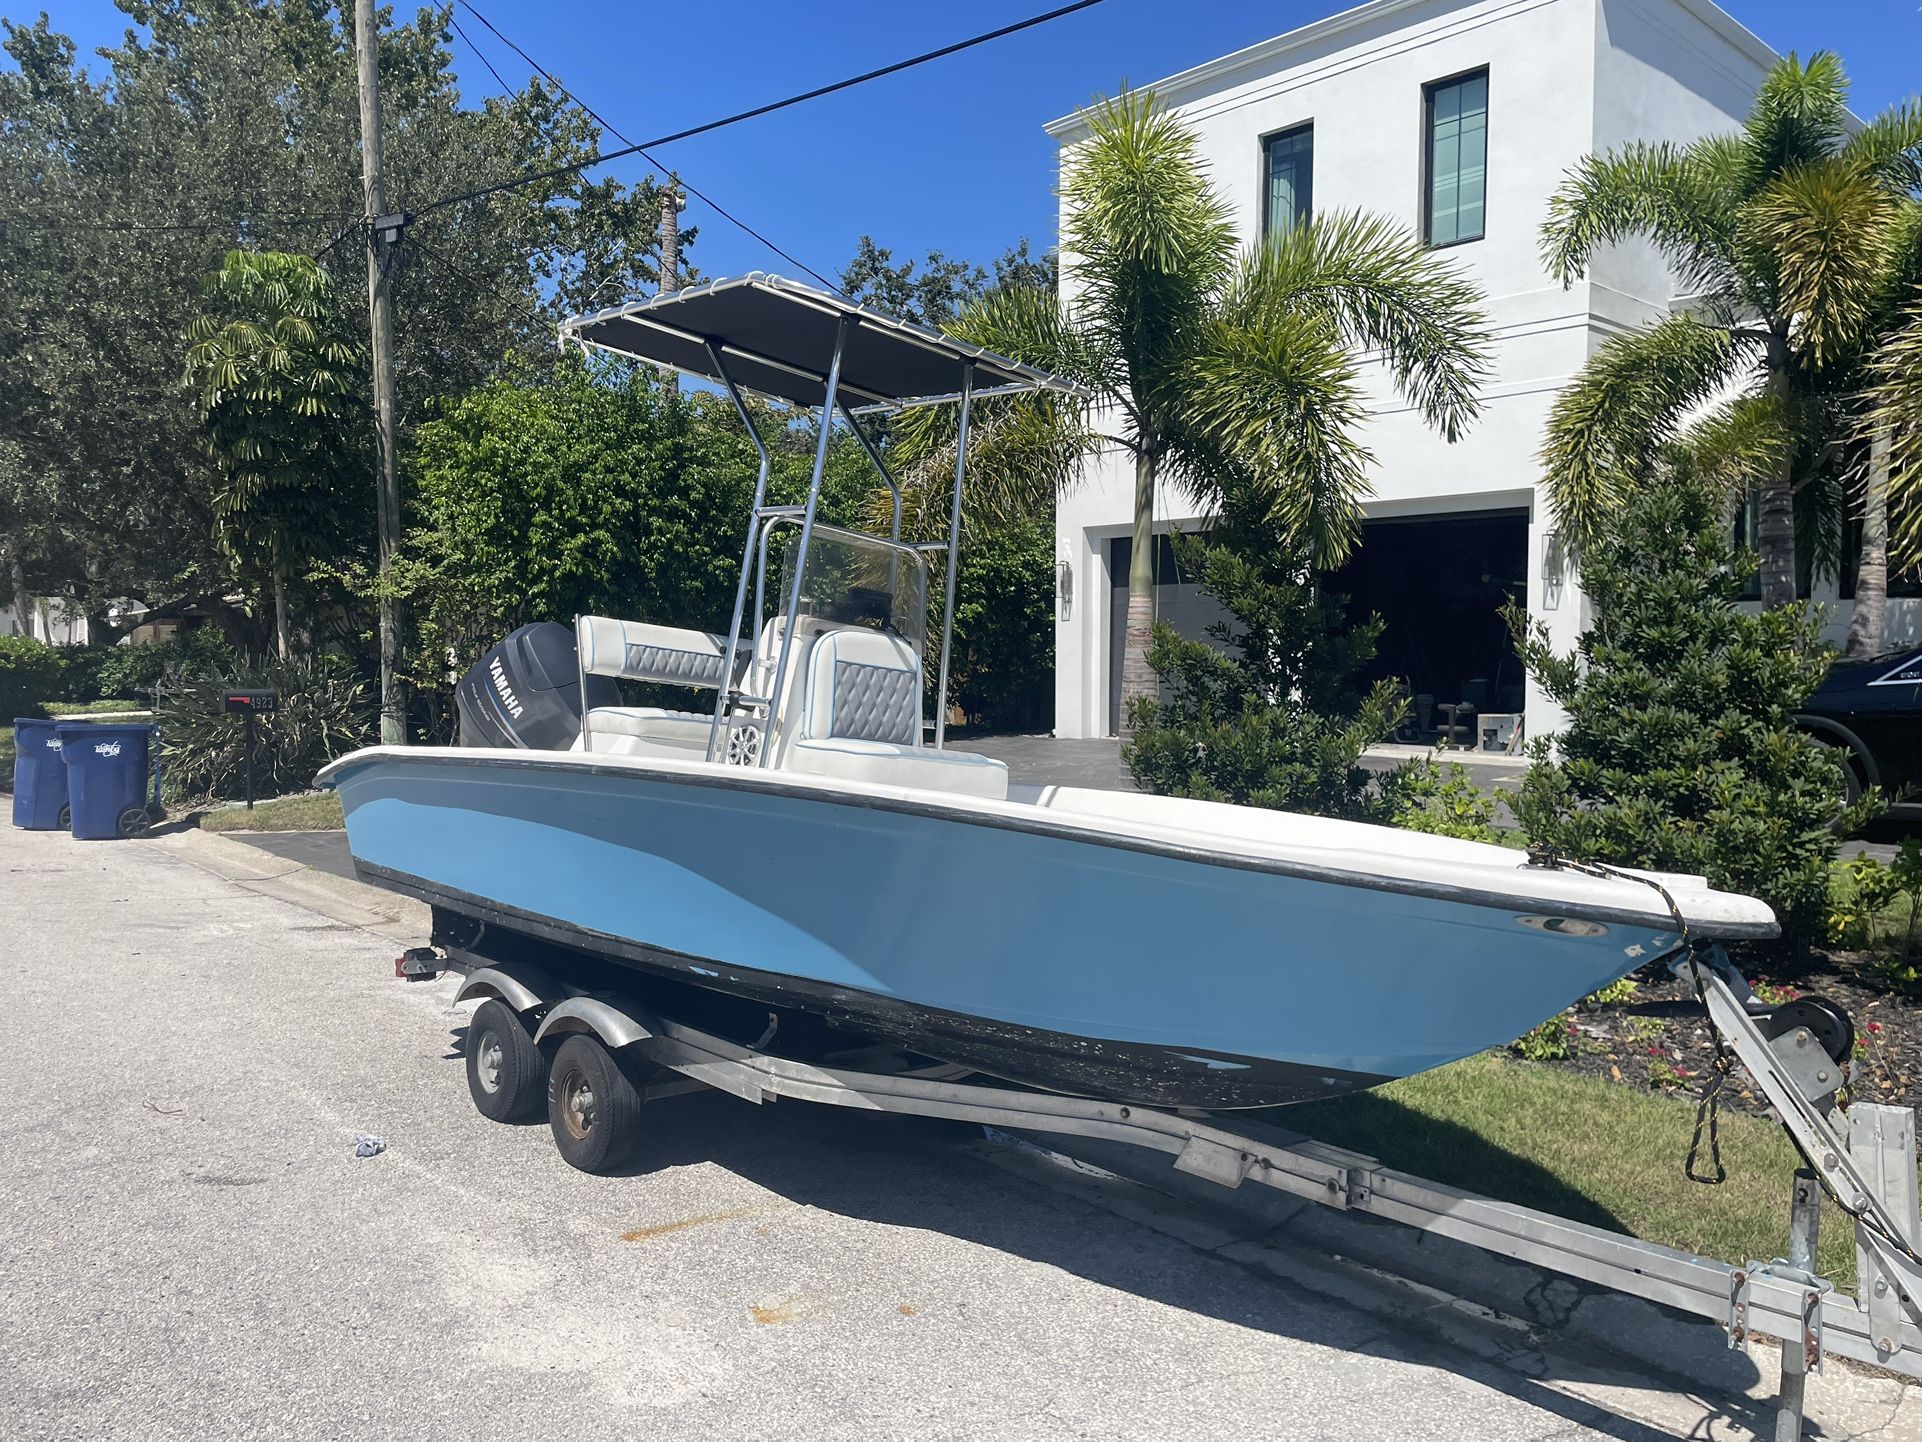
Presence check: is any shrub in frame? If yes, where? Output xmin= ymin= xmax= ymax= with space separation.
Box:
xmin=1386 ymin=754 xmax=1504 ymax=842
xmin=1509 ymin=474 xmax=1873 ymax=950
xmin=0 ymin=635 xmax=65 ymax=720
xmin=156 ymin=657 xmax=374 ymax=802
xmin=105 ymin=628 xmax=237 ymax=700
xmin=53 ymin=643 xmax=113 ymax=703
xmin=1124 ymin=533 xmax=1404 ymax=820
xmin=1828 ymin=842 xmax=1922 ymax=986
xmin=946 ymin=517 xmax=1055 ymax=733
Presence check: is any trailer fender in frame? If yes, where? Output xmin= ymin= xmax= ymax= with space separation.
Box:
xmin=453 ymin=963 xmax=560 ymax=1016
xmin=534 ymin=996 xmax=657 ymax=1051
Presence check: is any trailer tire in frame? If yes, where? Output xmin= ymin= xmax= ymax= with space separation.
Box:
xmin=547 ymin=1033 xmax=644 ymax=1173
xmin=466 ymin=998 xmax=546 ymax=1123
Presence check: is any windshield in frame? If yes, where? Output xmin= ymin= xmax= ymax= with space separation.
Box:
xmin=773 ymin=526 xmax=929 ymax=661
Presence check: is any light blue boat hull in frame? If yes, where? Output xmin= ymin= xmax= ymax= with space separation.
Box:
xmin=329 ymin=752 xmax=1675 ymax=1108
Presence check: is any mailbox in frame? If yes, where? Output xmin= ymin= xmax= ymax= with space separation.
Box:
xmin=223 ymin=689 xmax=280 ymax=715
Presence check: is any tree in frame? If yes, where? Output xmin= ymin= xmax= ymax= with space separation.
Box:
xmin=1509 ymin=468 xmax=1870 ymax=950
xmin=930 ymin=92 xmax=1490 ymax=733
xmin=1124 ymin=531 xmax=1404 ymax=818
xmin=1538 ymin=53 xmax=1922 ymax=625
xmin=0 ymin=2 xmax=677 ymax=633
xmin=185 ymin=250 xmax=364 ymax=657
xmin=839 ymin=236 xmax=1056 ymax=330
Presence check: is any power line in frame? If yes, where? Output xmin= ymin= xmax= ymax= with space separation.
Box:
xmin=414 ymin=0 xmax=1108 ymax=219
xmin=457 ymin=0 xmax=841 ymax=294
xmin=448 ymin=13 xmax=516 ymax=99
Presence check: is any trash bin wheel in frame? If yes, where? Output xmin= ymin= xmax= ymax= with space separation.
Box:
xmin=465 ymin=998 xmax=547 ymax=1123
xmin=116 ymin=805 xmax=152 ymax=838
xmin=547 ymin=1033 xmax=645 ymax=1174
xmin=57 ymin=805 xmax=70 ymax=831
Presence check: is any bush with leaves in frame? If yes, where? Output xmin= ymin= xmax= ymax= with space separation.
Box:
xmin=1386 ymin=755 xmax=1505 ymax=842
xmin=0 ymin=635 xmax=65 ymax=719
xmin=1124 ymin=532 xmax=1404 ymax=819
xmin=156 ymin=658 xmax=373 ymax=802
xmin=945 ymin=518 xmax=1055 ymax=733
xmin=1509 ymin=473 xmax=1871 ymax=949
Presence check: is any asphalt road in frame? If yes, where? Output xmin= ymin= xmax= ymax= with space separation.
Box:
xmin=0 ymin=822 xmax=1683 ymax=1441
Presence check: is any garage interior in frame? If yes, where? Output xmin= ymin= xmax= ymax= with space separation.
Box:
xmin=1105 ymin=511 xmax=1529 ymax=743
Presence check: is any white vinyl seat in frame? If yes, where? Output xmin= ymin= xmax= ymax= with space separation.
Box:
xmin=777 ymin=627 xmax=1008 ymax=801
xmin=787 ymin=735 xmax=1010 ymax=799
xmin=577 ymin=706 xmax=716 ymax=759
xmin=575 ymin=614 xmax=751 ymax=761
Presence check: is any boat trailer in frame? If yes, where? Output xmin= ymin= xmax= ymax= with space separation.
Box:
xmin=400 ymin=934 xmax=1922 ymax=1430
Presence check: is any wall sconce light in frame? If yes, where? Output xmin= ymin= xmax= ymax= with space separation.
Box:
xmin=1541 ymin=531 xmax=1565 ymax=612
xmin=1057 ymin=558 xmax=1074 ymax=622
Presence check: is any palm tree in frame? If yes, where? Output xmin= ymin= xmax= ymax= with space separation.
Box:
xmin=1873 ymin=295 xmax=1922 ymax=577
xmin=900 ymin=91 xmax=1490 ymax=733
xmin=1538 ymin=53 xmax=1922 ymax=631
xmin=185 ymin=250 xmax=363 ymax=658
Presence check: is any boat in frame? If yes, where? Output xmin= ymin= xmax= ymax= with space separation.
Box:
xmin=318 ymin=273 xmax=1777 ymax=1111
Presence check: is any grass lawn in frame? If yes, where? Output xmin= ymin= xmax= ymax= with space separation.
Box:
xmin=1283 ymin=1052 xmax=1866 ymax=1291
xmin=0 ymin=722 xmax=12 ymax=791
xmin=199 ymin=791 xmax=344 ymax=832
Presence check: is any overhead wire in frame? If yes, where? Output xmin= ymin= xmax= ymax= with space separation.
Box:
xmin=458 ymin=0 xmax=842 ymax=293
xmin=448 ymin=13 xmax=517 ymax=99
xmin=411 ymin=0 xmax=1108 ymax=219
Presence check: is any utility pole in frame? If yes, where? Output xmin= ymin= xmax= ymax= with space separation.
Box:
xmin=354 ymin=0 xmax=405 ymax=745
xmin=658 ymin=175 xmax=683 ymax=295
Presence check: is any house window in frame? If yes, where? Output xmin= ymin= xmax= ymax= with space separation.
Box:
xmin=1424 ymin=70 xmax=1488 ymax=246
xmin=1263 ymin=123 xmax=1314 ymax=236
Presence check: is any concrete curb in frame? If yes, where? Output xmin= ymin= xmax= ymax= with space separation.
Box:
xmin=157 ymin=827 xmax=429 ymax=943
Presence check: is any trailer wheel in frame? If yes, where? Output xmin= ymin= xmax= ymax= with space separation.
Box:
xmin=547 ymin=1033 xmax=644 ymax=1173
xmin=466 ymin=998 xmax=546 ymax=1123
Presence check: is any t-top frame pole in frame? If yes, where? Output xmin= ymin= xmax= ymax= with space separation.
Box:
xmin=933 ymin=363 xmax=974 ymax=751
xmin=707 ymin=339 xmax=772 ymax=764
xmin=760 ymin=315 xmax=851 ymax=767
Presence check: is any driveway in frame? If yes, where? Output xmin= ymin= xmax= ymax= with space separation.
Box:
xmin=0 ymin=821 xmax=1669 ymax=1441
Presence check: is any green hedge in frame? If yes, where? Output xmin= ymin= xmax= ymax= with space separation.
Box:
xmin=0 ymin=636 xmax=65 ymax=721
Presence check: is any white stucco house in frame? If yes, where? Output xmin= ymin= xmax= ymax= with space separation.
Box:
xmin=1045 ymin=0 xmax=1896 ymax=742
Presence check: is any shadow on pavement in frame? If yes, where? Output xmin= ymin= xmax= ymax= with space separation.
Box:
xmin=437 ymin=1019 xmax=1760 ymax=1442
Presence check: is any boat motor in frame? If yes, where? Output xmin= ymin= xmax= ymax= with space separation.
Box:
xmin=455 ymin=621 xmax=616 ymax=750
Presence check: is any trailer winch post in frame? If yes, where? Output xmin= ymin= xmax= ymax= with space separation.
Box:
xmin=1776 ymin=1169 xmax=1821 ymax=1441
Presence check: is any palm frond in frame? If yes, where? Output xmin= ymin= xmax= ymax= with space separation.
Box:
xmin=1872 ymin=298 xmax=1922 ymax=566
xmin=1748 ymin=159 xmax=1901 ymax=372
xmin=1539 ymin=315 xmax=1748 ymax=554
xmin=1226 ymin=210 xmax=1492 ymax=441
xmin=1171 ymin=310 xmax=1374 ymax=568
xmin=1539 ymin=140 xmax=1739 ymax=295
xmin=1739 ymin=52 xmax=1850 ymax=190
xmin=871 ymin=282 xmax=1100 ymax=540
xmin=1842 ymin=98 xmax=1922 ymax=193
xmin=1060 ymin=89 xmax=1237 ymax=422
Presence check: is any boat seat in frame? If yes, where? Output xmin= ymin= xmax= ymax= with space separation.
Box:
xmin=787 ymin=736 xmax=1009 ymax=800
xmin=779 ymin=627 xmax=1008 ymax=801
xmin=578 ymin=706 xmax=717 ymax=760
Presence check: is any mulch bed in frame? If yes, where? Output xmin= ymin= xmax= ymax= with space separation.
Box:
xmin=1543 ymin=950 xmax=1922 ymax=1116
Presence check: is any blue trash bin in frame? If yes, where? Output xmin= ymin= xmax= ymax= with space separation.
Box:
xmin=10 ymin=717 xmax=72 ymax=830
xmin=58 ymin=723 xmax=156 ymax=840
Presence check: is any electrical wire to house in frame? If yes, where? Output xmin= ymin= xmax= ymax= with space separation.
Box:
xmin=456 ymin=0 xmax=843 ymax=294
xmin=410 ymin=0 xmax=1109 ymax=219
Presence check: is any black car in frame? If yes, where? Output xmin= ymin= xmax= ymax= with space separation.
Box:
xmin=1799 ymin=649 xmax=1922 ymax=813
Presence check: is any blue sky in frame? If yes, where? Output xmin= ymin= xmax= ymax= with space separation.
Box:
xmin=23 ymin=0 xmax=1922 ymax=287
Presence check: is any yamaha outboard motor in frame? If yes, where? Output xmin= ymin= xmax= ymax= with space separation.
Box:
xmin=456 ymin=621 xmax=616 ymax=750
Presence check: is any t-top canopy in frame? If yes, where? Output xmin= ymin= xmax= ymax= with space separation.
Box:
xmin=559 ymin=272 xmax=1083 ymax=411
